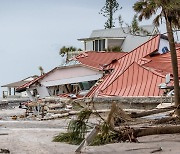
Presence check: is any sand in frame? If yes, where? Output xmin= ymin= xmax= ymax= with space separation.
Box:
xmin=0 ymin=107 xmax=180 ymax=154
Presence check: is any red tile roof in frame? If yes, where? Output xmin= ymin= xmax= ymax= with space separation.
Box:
xmin=16 ymin=75 xmax=44 ymax=92
xmin=75 ymin=51 xmax=126 ymax=70
xmin=87 ymin=35 xmax=161 ymax=97
xmin=100 ymin=62 xmax=165 ymax=97
xmin=143 ymin=47 xmax=180 ymax=76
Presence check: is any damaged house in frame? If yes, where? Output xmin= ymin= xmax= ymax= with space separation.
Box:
xmin=1 ymin=76 xmax=38 ymax=99
xmin=16 ymin=52 xmax=125 ymax=101
xmin=86 ymin=34 xmax=180 ymax=97
xmin=16 ymin=32 xmax=180 ymax=101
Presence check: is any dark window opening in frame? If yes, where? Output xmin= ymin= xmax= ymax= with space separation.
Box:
xmin=79 ymin=80 xmax=97 ymax=90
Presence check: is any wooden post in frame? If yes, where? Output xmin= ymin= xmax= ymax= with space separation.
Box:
xmin=42 ymin=105 xmax=44 ymax=118
xmin=75 ymin=126 xmax=100 ymax=153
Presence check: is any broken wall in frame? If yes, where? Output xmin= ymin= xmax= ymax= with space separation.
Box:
xmin=75 ymin=96 xmax=174 ymax=110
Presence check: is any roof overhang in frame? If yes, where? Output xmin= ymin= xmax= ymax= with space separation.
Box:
xmin=78 ymin=37 xmax=126 ymax=41
xmin=41 ymin=74 xmax=103 ymax=87
xmin=1 ymin=81 xmax=29 ymax=88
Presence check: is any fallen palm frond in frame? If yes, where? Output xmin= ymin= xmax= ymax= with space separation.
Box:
xmin=53 ymin=108 xmax=92 ymax=145
xmin=90 ymin=123 xmax=119 ymax=145
xmin=53 ymin=102 xmax=133 ymax=145
xmin=54 ymin=102 xmax=180 ymax=147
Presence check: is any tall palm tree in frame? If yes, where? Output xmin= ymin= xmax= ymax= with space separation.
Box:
xmin=133 ymin=0 xmax=180 ymax=110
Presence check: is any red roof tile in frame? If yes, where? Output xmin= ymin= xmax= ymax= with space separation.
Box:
xmin=75 ymin=51 xmax=126 ymax=70
xmin=176 ymin=43 xmax=180 ymax=48
xmin=16 ymin=75 xmax=44 ymax=92
xmin=100 ymin=62 xmax=165 ymax=97
xmin=143 ymin=48 xmax=180 ymax=76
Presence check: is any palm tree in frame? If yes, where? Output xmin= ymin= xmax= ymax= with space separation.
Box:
xmin=38 ymin=66 xmax=45 ymax=76
xmin=133 ymin=0 xmax=180 ymax=110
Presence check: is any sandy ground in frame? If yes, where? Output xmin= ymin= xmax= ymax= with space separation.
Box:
xmin=0 ymin=107 xmax=180 ymax=154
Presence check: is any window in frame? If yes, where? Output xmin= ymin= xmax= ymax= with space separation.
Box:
xmin=93 ymin=39 xmax=105 ymax=51
xmin=79 ymin=80 xmax=97 ymax=90
xmin=95 ymin=40 xmax=98 ymax=51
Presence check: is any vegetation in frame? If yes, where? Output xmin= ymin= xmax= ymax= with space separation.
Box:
xmin=106 ymin=46 xmax=122 ymax=52
xmin=53 ymin=103 xmax=180 ymax=147
xmin=53 ymin=103 xmax=134 ymax=146
xmin=53 ymin=108 xmax=92 ymax=145
xmin=118 ymin=14 xmax=153 ymax=37
xmin=38 ymin=66 xmax=45 ymax=75
xmin=59 ymin=46 xmax=82 ymax=55
xmin=90 ymin=123 xmax=119 ymax=146
xmin=133 ymin=0 xmax=180 ymax=113
xmin=53 ymin=108 xmax=119 ymax=145
xmin=99 ymin=0 xmax=121 ymax=29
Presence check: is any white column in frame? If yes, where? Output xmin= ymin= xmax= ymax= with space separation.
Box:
xmin=8 ymin=87 xmax=11 ymax=96
xmin=105 ymin=39 xmax=108 ymax=50
xmin=26 ymin=89 xmax=36 ymax=101
xmin=84 ymin=41 xmax=87 ymax=51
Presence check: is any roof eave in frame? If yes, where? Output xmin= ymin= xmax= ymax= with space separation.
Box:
xmin=78 ymin=37 xmax=126 ymax=41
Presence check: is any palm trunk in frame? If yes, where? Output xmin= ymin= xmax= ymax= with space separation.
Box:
xmin=134 ymin=125 xmax=180 ymax=138
xmin=165 ymin=18 xmax=180 ymax=109
xmin=109 ymin=0 xmax=113 ymax=28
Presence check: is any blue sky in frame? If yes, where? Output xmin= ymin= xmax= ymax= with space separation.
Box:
xmin=0 ymin=0 xmax=179 ymax=95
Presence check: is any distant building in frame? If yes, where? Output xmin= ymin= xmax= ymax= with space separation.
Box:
xmin=1 ymin=76 xmax=38 ymax=98
xmin=78 ymin=25 xmax=159 ymax=52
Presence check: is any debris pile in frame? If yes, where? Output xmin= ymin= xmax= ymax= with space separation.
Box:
xmin=22 ymin=96 xmax=74 ymax=120
xmin=53 ymin=101 xmax=180 ymax=153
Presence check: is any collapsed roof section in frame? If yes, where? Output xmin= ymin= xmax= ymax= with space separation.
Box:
xmin=86 ymin=34 xmax=179 ymax=97
xmin=16 ymin=51 xmax=125 ymax=93
xmin=16 ymin=34 xmax=177 ymax=98
xmin=100 ymin=48 xmax=180 ymax=97
xmin=100 ymin=62 xmax=165 ymax=97
xmin=86 ymin=35 xmax=161 ymax=97
xmin=143 ymin=47 xmax=180 ymax=76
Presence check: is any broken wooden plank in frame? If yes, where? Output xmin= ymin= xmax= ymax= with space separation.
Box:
xmin=75 ymin=126 xmax=100 ymax=153
xmin=47 ymin=110 xmax=69 ymax=114
xmin=42 ymin=109 xmax=110 ymax=120
xmin=0 ymin=133 xmax=8 ymax=135
xmin=0 ymin=148 xmax=10 ymax=153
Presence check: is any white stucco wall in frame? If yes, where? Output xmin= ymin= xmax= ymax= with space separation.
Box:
xmin=36 ymin=86 xmax=50 ymax=98
xmin=85 ymin=41 xmax=93 ymax=51
xmin=42 ymin=66 xmax=101 ymax=82
xmin=107 ymin=39 xmax=124 ymax=49
xmin=40 ymin=66 xmax=103 ymax=87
